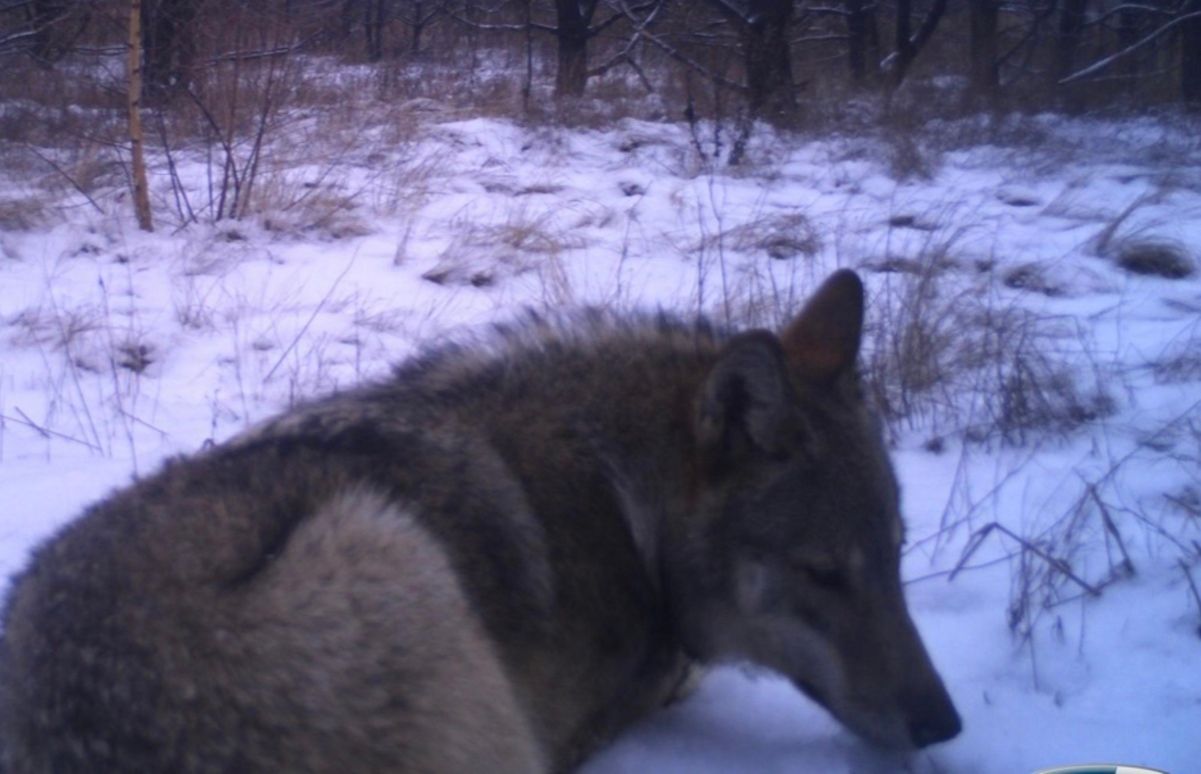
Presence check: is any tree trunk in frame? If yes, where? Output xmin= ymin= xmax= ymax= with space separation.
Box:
xmin=1055 ymin=0 xmax=1088 ymax=109
xmin=1184 ymin=1 xmax=1201 ymax=106
xmin=969 ymin=0 xmax=999 ymax=96
xmin=846 ymin=0 xmax=869 ymax=84
xmin=411 ymin=2 xmax=424 ymax=53
xmin=554 ymin=0 xmax=592 ymax=98
xmin=365 ymin=0 xmax=385 ymax=61
xmin=555 ymin=31 xmax=588 ymax=97
xmin=128 ymin=0 xmax=154 ymax=232
xmin=143 ymin=0 xmax=195 ymax=99
xmin=28 ymin=1 xmax=68 ymax=63
xmin=340 ymin=0 xmax=357 ymax=38
xmin=523 ymin=0 xmax=534 ymax=112
xmin=889 ymin=0 xmax=948 ymax=91
xmin=866 ymin=4 xmax=881 ymax=74
xmin=896 ymin=0 xmax=911 ymax=58
xmin=1117 ymin=8 xmax=1137 ymax=89
xmin=743 ymin=0 xmax=795 ymax=118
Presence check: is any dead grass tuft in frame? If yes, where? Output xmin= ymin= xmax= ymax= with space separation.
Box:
xmin=864 ymin=246 xmax=1115 ymax=446
xmin=0 ymin=198 xmax=49 ymax=232
xmin=424 ymin=205 xmax=586 ymax=288
xmin=1114 ymin=239 xmax=1194 ymax=279
xmin=709 ymin=211 xmax=821 ymax=261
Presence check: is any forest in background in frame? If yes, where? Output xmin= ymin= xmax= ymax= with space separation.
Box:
xmin=4 ymin=1 xmax=1200 ymax=121
xmin=4 ymin=1 xmax=1199 ymax=233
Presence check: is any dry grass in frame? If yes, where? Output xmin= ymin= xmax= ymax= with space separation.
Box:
xmin=1087 ymin=192 xmax=1196 ymax=279
xmin=703 ymin=211 xmax=821 ymax=262
xmin=424 ymin=202 xmax=588 ymax=289
xmin=862 ymin=243 xmax=1116 ymax=448
xmin=0 ymin=197 xmax=49 ymax=232
xmin=946 ymin=401 xmax=1201 ymax=664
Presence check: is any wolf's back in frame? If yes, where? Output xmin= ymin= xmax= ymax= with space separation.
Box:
xmin=0 ymin=482 xmax=542 ymax=773
xmin=0 ymin=312 xmax=694 ymax=774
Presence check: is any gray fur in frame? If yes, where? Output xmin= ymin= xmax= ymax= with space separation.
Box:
xmin=0 ymin=270 xmax=960 ymax=772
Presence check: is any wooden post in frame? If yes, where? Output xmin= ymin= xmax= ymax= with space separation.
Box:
xmin=128 ymin=0 xmax=153 ymax=232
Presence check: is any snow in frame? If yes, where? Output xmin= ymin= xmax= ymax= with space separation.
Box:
xmin=2 ymin=107 xmax=1200 ymax=772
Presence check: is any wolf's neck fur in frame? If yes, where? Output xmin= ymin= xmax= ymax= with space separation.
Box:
xmin=407 ymin=315 xmax=722 ymax=608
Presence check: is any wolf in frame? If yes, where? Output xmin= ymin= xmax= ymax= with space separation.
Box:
xmin=0 ymin=269 xmax=960 ymax=772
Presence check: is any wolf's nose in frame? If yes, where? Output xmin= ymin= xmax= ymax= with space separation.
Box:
xmin=908 ymin=701 xmax=962 ymax=747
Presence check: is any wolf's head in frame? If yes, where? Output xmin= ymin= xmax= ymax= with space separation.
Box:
xmin=675 ymin=269 xmax=961 ymax=750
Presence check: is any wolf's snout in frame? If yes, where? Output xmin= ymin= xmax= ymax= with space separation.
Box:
xmin=908 ymin=704 xmax=961 ymax=747
xmin=904 ymin=685 xmax=962 ymax=747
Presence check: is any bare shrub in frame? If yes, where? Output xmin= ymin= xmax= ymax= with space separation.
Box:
xmin=424 ymin=203 xmax=587 ymax=288
xmin=0 ymin=54 xmax=126 ymax=146
xmin=876 ymin=103 xmax=938 ymax=180
xmin=864 ymin=250 xmax=959 ymax=425
xmin=9 ymin=304 xmax=103 ymax=353
xmin=979 ymin=326 xmax=1116 ymax=446
xmin=952 ymin=490 xmax=1135 ymax=649
xmin=705 ymin=248 xmax=818 ymax=333
xmin=947 ymin=403 xmax=1201 ymax=664
xmin=1087 ymin=193 xmax=1196 ymax=279
xmin=864 ymin=248 xmax=1116 ymax=446
xmin=0 ymin=197 xmax=49 ymax=232
xmin=704 ymin=211 xmax=821 ymax=262
xmin=172 ymin=276 xmax=219 ymax=332
xmin=1153 ymin=340 xmax=1201 ymax=384
xmin=884 ymin=131 xmax=934 ymax=181
xmin=252 ymin=167 xmax=374 ymax=241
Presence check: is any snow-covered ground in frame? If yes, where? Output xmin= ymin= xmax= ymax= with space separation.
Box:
xmin=2 ymin=106 xmax=1199 ymax=772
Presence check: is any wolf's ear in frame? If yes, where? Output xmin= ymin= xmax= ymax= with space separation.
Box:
xmin=697 ymin=332 xmax=797 ymax=460
xmin=780 ymin=269 xmax=864 ymax=385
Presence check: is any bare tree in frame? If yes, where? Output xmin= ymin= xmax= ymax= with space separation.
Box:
xmin=885 ymin=0 xmax=949 ymax=91
xmin=13 ymin=0 xmax=91 ymax=64
xmin=1055 ymin=0 xmax=1088 ymax=79
xmin=396 ymin=0 xmax=447 ymax=53
xmin=1054 ymin=0 xmax=1088 ymax=106
xmin=1055 ymin=2 xmax=1201 ymax=106
xmin=969 ymin=0 xmax=999 ymax=97
xmin=339 ymin=0 xmax=358 ymax=38
xmin=365 ymin=0 xmax=386 ymax=60
xmin=27 ymin=0 xmax=70 ymax=62
xmin=552 ymin=0 xmax=598 ymax=97
xmin=845 ymin=0 xmax=880 ymax=85
xmin=143 ymin=0 xmax=197 ymax=97
xmin=129 ymin=0 xmax=154 ymax=231
xmin=705 ymin=0 xmax=795 ymax=118
xmin=451 ymin=1 xmax=657 ymax=99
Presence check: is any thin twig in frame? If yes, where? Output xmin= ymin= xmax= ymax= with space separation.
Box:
xmin=1089 ymin=484 xmax=1135 ymax=576
xmin=1060 ymin=10 xmax=1201 ymax=85
xmin=950 ymin=521 xmax=1101 ymax=596
xmin=6 ymin=409 xmax=102 ymax=452
xmin=1180 ymin=560 xmax=1201 ymax=638
xmin=118 ymin=408 xmax=168 ymax=438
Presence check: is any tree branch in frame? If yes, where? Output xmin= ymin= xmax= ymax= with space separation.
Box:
xmin=1061 ymin=9 xmax=1201 ymax=84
